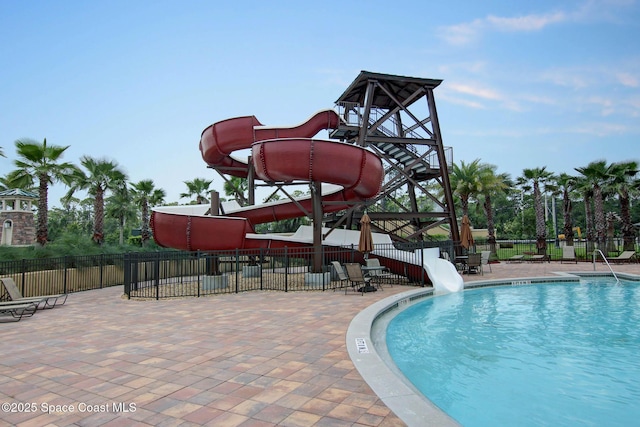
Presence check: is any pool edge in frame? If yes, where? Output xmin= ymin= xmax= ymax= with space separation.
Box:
xmin=346 ymin=272 xmax=640 ymax=427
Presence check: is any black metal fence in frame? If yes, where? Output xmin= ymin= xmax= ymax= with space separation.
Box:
xmin=0 ymin=254 xmax=124 ymax=300
xmin=1 ymin=238 xmax=637 ymax=301
xmin=122 ymin=243 xmax=446 ymax=300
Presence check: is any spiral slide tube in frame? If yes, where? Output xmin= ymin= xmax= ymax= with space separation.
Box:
xmin=151 ymin=110 xmax=384 ymax=251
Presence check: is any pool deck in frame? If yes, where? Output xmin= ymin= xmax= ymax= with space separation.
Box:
xmin=1 ymin=260 xmax=638 ymax=427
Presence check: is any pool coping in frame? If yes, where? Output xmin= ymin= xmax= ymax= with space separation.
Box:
xmin=346 ymin=271 xmax=640 ymax=427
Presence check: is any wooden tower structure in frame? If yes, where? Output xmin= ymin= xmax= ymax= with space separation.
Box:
xmin=328 ymin=71 xmax=460 ymax=243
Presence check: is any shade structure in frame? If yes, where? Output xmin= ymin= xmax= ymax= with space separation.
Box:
xmin=460 ymin=215 xmax=474 ymax=250
xmin=358 ymin=212 xmax=374 ymax=255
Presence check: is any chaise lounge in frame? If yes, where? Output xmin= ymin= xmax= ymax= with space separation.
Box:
xmin=560 ymin=246 xmax=578 ymax=263
xmin=1 ymin=278 xmax=68 ymax=309
xmin=610 ymin=251 xmax=638 ymax=264
xmin=0 ymin=301 xmax=38 ymax=322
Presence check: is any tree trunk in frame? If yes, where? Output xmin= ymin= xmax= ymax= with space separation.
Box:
xmin=37 ymin=174 xmax=49 ymax=245
xmin=619 ymin=190 xmax=636 ymax=251
xmin=585 ymin=195 xmax=595 ymax=254
xmin=93 ymin=188 xmax=104 ymax=245
xmin=484 ymin=195 xmax=497 ymax=253
xmin=563 ymin=189 xmax=574 ymax=246
xmin=593 ymin=185 xmax=606 ymax=248
xmin=141 ymin=200 xmax=150 ymax=245
xmin=534 ymin=183 xmax=546 ymax=253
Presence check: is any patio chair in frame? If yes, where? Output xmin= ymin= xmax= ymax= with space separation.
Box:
xmin=561 ymin=246 xmax=577 ymax=264
xmin=0 ymin=278 xmax=67 ymax=309
xmin=507 ymin=254 xmax=525 ymax=263
xmin=466 ymin=253 xmax=483 ymax=275
xmin=330 ymin=261 xmax=349 ymax=291
xmin=480 ymin=251 xmax=492 ymax=273
xmin=527 ymin=254 xmax=549 ymax=263
xmin=610 ymin=251 xmax=638 ymax=264
xmin=0 ymin=301 xmax=38 ymax=322
xmin=365 ymin=258 xmax=395 ymax=287
xmin=344 ymin=263 xmax=380 ymax=294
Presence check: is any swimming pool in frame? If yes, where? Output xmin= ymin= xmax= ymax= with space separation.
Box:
xmin=385 ymin=278 xmax=640 ymax=427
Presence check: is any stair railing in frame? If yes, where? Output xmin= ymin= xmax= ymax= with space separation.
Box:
xmin=593 ymin=249 xmax=619 ymax=282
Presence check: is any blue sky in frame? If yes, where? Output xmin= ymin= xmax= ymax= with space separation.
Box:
xmin=1 ymin=0 xmax=639 ymax=207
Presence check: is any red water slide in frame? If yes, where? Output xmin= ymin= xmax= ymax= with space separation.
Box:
xmin=151 ymin=110 xmax=384 ymax=251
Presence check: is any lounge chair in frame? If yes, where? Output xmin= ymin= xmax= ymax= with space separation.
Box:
xmin=507 ymin=254 xmax=525 ymax=263
xmin=480 ymin=251 xmax=492 ymax=273
xmin=0 ymin=301 xmax=38 ymax=322
xmin=0 ymin=278 xmax=67 ymax=309
xmin=330 ymin=261 xmax=349 ymax=291
xmin=527 ymin=254 xmax=549 ymax=263
xmin=561 ymin=246 xmax=577 ymax=264
xmin=344 ymin=263 xmax=380 ymax=294
xmin=365 ymin=258 xmax=396 ymax=286
xmin=610 ymin=251 xmax=638 ymax=264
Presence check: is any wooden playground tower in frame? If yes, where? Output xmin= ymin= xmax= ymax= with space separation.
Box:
xmin=328 ymin=71 xmax=460 ymax=244
xmin=216 ymin=71 xmax=460 ymax=245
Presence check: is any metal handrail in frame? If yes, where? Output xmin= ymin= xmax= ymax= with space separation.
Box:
xmin=593 ymin=249 xmax=619 ymax=282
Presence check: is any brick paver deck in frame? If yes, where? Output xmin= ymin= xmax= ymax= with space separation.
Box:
xmin=1 ymin=260 xmax=638 ymax=426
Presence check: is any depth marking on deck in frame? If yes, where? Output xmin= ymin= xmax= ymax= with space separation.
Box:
xmin=355 ymin=338 xmax=369 ymax=354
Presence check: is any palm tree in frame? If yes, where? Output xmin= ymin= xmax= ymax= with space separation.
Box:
xmin=223 ymin=176 xmax=248 ymax=207
xmin=131 ymin=180 xmax=166 ymax=246
xmin=7 ymin=138 xmax=77 ymax=245
xmin=516 ymin=167 xmax=555 ymax=253
xmin=449 ymin=159 xmax=486 ymax=217
xmin=478 ymin=166 xmax=511 ymax=252
xmin=555 ymin=173 xmax=578 ymax=246
xmin=607 ymin=160 xmax=639 ymax=251
xmin=575 ymin=160 xmax=609 ymax=249
xmin=66 ymin=156 xmax=128 ymax=245
xmin=574 ymin=176 xmax=596 ymax=254
xmin=106 ymin=186 xmax=138 ymax=245
xmin=180 ymin=178 xmax=213 ymax=204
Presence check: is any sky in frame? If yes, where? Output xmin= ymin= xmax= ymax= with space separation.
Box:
xmin=1 ymin=0 xmax=639 ymax=207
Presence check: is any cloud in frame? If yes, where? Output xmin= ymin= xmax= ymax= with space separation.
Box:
xmin=438 ymin=0 xmax=633 ymax=46
xmin=568 ymin=121 xmax=629 ymax=136
xmin=485 ymin=12 xmax=566 ymax=31
xmin=443 ymin=81 xmax=524 ymax=111
xmin=616 ymin=72 xmax=639 ymax=87
xmin=439 ymin=11 xmax=567 ymax=45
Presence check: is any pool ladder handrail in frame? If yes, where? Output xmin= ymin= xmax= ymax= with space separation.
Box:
xmin=592 ymin=249 xmax=619 ymax=282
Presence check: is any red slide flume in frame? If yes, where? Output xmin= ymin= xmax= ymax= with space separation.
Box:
xmin=151 ymin=110 xmax=383 ymax=251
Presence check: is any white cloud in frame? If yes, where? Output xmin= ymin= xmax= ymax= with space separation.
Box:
xmin=439 ymin=19 xmax=484 ymax=46
xmin=568 ymin=121 xmax=629 ymax=136
xmin=439 ymin=11 xmax=566 ymax=46
xmin=485 ymin=12 xmax=566 ymax=31
xmin=447 ymin=82 xmax=503 ymax=101
xmin=444 ymin=81 xmax=525 ymax=111
xmin=438 ymin=1 xmax=633 ymax=46
xmin=616 ymin=72 xmax=639 ymax=87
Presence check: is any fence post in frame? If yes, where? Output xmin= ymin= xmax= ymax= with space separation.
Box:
xmin=284 ymin=247 xmax=288 ymax=292
xmin=99 ymin=253 xmax=104 ymax=289
xmin=123 ymin=253 xmax=131 ymax=299
xmin=154 ymin=252 xmax=160 ymax=300
xmin=235 ymin=248 xmax=240 ymax=294
xmin=259 ymin=247 xmax=264 ymax=291
xmin=20 ymin=259 xmax=26 ymax=295
xmin=63 ymin=256 xmax=68 ymax=295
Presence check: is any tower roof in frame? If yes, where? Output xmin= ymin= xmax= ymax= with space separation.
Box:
xmin=335 ymin=71 xmax=442 ymax=109
xmin=0 ymin=188 xmax=38 ymax=199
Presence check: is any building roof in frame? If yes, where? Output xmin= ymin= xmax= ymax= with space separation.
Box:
xmin=0 ymin=188 xmax=39 ymax=198
xmin=334 ymin=71 xmax=442 ymax=109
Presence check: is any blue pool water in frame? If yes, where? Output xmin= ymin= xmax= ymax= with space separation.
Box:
xmin=386 ymin=279 xmax=640 ymax=427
